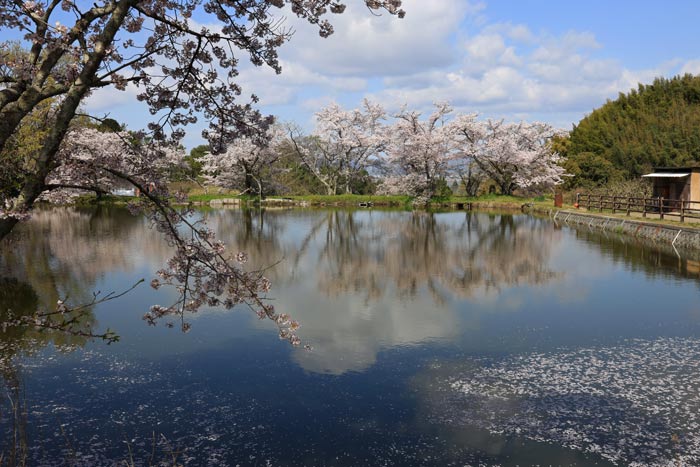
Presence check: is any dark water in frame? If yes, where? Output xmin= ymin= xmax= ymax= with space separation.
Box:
xmin=1 ymin=206 xmax=700 ymax=466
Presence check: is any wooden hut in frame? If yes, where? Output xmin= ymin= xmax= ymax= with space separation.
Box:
xmin=642 ymin=167 xmax=700 ymax=202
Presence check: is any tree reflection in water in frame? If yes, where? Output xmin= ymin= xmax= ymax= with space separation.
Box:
xmin=570 ymin=224 xmax=700 ymax=281
xmin=201 ymin=208 xmax=561 ymax=307
xmin=1 ymin=206 xmax=147 ymax=307
xmin=206 ymin=207 xmax=289 ymax=284
xmin=0 ymin=206 xmax=153 ymax=464
xmin=0 ymin=206 xmax=168 ymax=344
xmin=206 ymin=209 xmax=562 ymax=374
xmin=0 ymin=278 xmax=92 ymax=465
xmin=315 ymin=211 xmax=560 ymax=303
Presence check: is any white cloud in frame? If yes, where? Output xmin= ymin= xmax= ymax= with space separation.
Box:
xmin=299 ymin=96 xmax=336 ymax=113
xmin=236 ymin=59 xmax=368 ymax=106
xmin=681 ymin=59 xmax=700 ymax=75
xmin=275 ymin=0 xmax=477 ymax=77
xmin=505 ymin=24 xmax=534 ymax=43
xmin=83 ymin=83 xmax=140 ymax=113
xmin=358 ymin=17 xmax=698 ymax=127
xmin=104 ymin=1 xmax=700 ymax=147
xmin=466 ymin=33 xmax=507 ymax=60
xmin=462 ymin=32 xmax=522 ymax=75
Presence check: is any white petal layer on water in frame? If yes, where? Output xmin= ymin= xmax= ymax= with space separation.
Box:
xmin=446 ymin=337 xmax=700 ymax=466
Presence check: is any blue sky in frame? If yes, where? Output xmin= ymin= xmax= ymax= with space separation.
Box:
xmin=484 ymin=0 xmax=699 ymax=66
xmin=36 ymin=0 xmax=700 ymax=150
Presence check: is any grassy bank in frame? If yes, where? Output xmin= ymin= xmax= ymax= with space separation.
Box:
xmin=72 ymin=190 xmax=560 ymax=211
xmin=186 ymin=191 xmax=558 ymax=209
xmin=165 ymin=181 xmax=560 ymax=209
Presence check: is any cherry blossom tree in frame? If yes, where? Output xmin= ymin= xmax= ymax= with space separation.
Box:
xmin=380 ymin=107 xmax=565 ymax=199
xmin=466 ymin=120 xmax=566 ymax=196
xmin=379 ymin=102 xmax=459 ymax=202
xmin=42 ymin=127 xmax=185 ymax=202
xmin=202 ymin=125 xmax=285 ymax=199
xmin=288 ymin=99 xmax=386 ymax=195
xmin=315 ymin=99 xmax=386 ymax=194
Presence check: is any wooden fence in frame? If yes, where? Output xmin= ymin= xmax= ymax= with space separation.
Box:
xmin=576 ymin=194 xmax=700 ymax=223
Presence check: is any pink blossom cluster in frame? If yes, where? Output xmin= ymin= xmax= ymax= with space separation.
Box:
xmin=201 ymin=125 xmax=285 ymax=196
xmin=39 ymin=127 xmax=185 ymax=201
xmin=379 ymin=103 xmax=566 ymax=199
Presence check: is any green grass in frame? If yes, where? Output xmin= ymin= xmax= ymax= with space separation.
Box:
xmin=73 ymin=183 xmax=563 ymax=212
xmin=244 ymin=193 xmax=552 ymax=208
xmin=165 ymin=190 xmax=561 ymax=211
xmin=187 ymin=192 xmax=242 ymax=202
xmin=446 ymin=193 xmax=557 ymax=209
xmin=284 ymin=194 xmax=412 ymax=205
xmin=169 ymin=181 xmax=558 ymax=207
xmin=184 ymin=192 xmax=413 ymax=206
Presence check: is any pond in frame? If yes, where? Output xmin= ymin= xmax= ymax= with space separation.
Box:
xmin=1 ymin=206 xmax=700 ymax=466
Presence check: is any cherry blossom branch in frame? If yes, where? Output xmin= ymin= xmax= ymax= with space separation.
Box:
xmin=5 ymin=279 xmax=145 ymax=345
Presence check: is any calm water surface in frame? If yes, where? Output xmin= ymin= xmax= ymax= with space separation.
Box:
xmin=1 ymin=206 xmax=700 ymax=466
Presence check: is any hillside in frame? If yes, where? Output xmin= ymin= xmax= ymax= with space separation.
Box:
xmin=564 ymin=74 xmax=700 ymax=187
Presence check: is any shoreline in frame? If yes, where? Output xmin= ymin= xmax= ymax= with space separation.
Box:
xmin=529 ymin=206 xmax=700 ymax=251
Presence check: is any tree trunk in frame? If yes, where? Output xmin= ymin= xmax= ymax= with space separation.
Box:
xmin=500 ymin=182 xmax=514 ymax=196
xmin=0 ymin=88 xmax=47 ymax=154
xmin=253 ymin=176 xmax=264 ymax=201
xmin=244 ymin=172 xmax=255 ymax=195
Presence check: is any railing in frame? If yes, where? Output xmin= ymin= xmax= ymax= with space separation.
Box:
xmin=575 ymin=194 xmax=700 ymax=223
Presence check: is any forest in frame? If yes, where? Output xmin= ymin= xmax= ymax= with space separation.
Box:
xmin=560 ymin=74 xmax=700 ymax=189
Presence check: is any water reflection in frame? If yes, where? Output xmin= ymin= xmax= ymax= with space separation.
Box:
xmin=570 ymin=224 xmax=700 ymax=281
xmin=4 ymin=207 xmax=700 ymax=376
xmin=0 ymin=207 xmax=156 ymax=462
xmin=0 ymin=279 xmax=35 ymax=465
xmin=206 ymin=209 xmax=564 ymax=298
xmin=0 ymin=208 xmax=574 ymax=375
xmin=208 ymin=210 xmax=563 ymax=374
xmin=1 ymin=206 xmax=147 ymax=306
xmin=1 ymin=207 xmax=700 ymax=465
xmin=301 ymin=211 xmax=561 ymax=302
xmin=206 ymin=208 xmax=289 ymax=283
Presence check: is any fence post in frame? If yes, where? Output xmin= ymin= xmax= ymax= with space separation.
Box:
xmin=681 ymin=200 xmax=685 ymax=223
xmin=587 ymin=195 xmax=591 ymax=211
xmin=612 ymin=196 xmax=617 ymax=214
xmin=642 ymin=197 xmax=647 ymax=218
xmin=627 ymin=197 xmax=631 ymax=216
xmin=659 ymin=197 xmax=664 ymax=220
